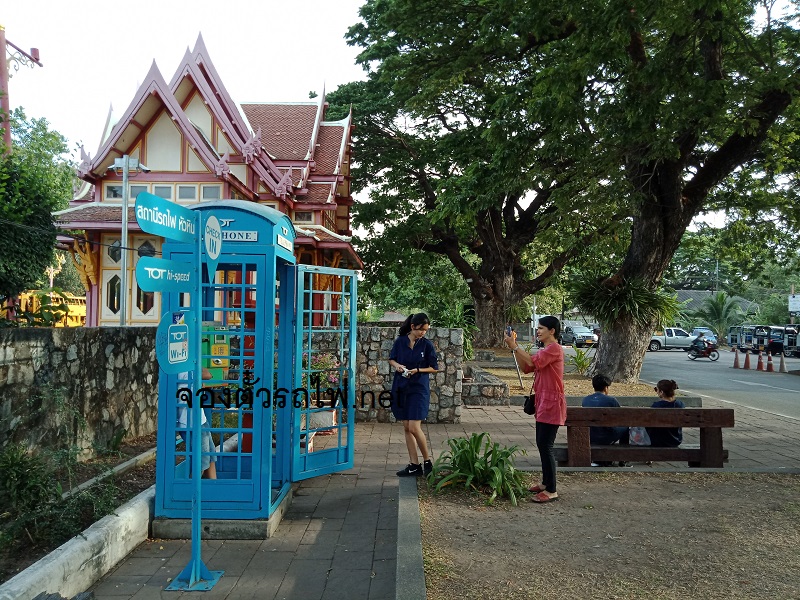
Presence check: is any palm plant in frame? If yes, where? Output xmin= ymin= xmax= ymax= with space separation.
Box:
xmin=689 ymin=292 xmax=743 ymax=345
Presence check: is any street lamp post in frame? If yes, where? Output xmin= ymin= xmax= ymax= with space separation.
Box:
xmin=110 ymin=155 xmax=149 ymax=326
xmin=1 ymin=24 xmax=43 ymax=152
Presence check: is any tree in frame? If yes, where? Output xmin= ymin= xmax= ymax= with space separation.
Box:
xmin=335 ymin=0 xmax=800 ymax=378
xmin=0 ymin=109 xmax=74 ymax=300
xmin=328 ymin=3 xmax=628 ymax=346
xmin=688 ymin=291 xmax=744 ymax=344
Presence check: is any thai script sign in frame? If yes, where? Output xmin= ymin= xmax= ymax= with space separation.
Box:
xmin=135 ymin=191 xmax=197 ymax=243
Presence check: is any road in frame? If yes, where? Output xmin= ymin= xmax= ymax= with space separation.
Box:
xmin=639 ymin=348 xmax=800 ymax=420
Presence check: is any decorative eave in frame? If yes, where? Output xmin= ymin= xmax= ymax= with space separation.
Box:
xmin=331 ymin=109 xmax=352 ymax=176
xmin=169 ymin=34 xmax=288 ymax=197
xmin=78 ymin=61 xmax=224 ymax=182
xmin=306 ymin=85 xmax=326 ymax=161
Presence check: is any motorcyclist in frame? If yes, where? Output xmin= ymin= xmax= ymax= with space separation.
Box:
xmin=690 ymin=332 xmax=707 ymax=354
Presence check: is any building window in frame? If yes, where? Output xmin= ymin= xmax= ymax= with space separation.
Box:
xmin=178 ymin=185 xmax=197 ymax=201
xmin=105 ymin=184 xmax=123 ymax=200
xmin=137 ymin=240 xmax=156 ymax=258
xmin=108 ymin=240 xmax=122 ymax=264
xmin=136 ymin=286 xmax=155 ymax=315
xmin=153 ymin=185 xmax=172 ymax=199
xmin=106 ymin=275 xmax=121 ymax=314
xmin=130 ymin=185 xmax=148 ymax=200
xmin=201 ymin=185 xmax=222 ymax=201
xmin=293 ymin=211 xmax=313 ymax=223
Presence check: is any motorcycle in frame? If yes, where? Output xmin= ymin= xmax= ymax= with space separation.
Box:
xmin=688 ymin=342 xmax=719 ymax=361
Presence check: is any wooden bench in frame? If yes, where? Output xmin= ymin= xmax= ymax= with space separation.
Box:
xmin=552 ymin=407 xmax=734 ymax=468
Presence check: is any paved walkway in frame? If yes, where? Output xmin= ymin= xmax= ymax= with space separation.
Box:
xmin=92 ymin=387 xmax=800 ymax=599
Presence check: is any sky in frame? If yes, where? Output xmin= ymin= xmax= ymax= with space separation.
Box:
xmin=3 ymin=0 xmax=368 ymax=156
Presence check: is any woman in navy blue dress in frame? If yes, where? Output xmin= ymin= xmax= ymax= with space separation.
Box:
xmin=388 ymin=313 xmax=439 ymax=477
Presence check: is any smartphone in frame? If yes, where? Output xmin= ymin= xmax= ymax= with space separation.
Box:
xmin=505 ymin=325 xmax=512 ymax=336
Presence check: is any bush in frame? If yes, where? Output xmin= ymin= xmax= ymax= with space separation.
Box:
xmin=429 ymin=432 xmax=528 ymax=505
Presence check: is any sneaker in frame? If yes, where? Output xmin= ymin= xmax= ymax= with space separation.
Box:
xmin=397 ymin=463 xmax=422 ymax=477
xmin=423 ymin=459 xmax=433 ymax=476
xmin=590 ymin=462 xmax=600 ymax=467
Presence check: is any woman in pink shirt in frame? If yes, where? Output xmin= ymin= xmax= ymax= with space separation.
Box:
xmin=504 ymin=316 xmax=565 ymax=502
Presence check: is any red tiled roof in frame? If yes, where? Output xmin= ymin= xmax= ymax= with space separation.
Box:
xmin=54 ymin=204 xmax=132 ymax=230
xmin=241 ymin=103 xmax=317 ymax=160
xmin=301 ymin=184 xmax=335 ymax=204
xmin=315 ymin=124 xmax=345 ymax=174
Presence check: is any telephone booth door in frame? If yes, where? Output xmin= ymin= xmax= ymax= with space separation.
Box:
xmin=290 ymin=265 xmax=357 ymax=481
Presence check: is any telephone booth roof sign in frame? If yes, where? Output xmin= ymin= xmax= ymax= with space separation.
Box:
xmin=189 ymin=200 xmax=296 ymax=263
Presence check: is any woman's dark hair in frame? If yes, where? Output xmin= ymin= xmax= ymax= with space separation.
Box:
xmin=592 ymin=373 xmax=612 ymax=391
xmin=538 ymin=315 xmax=561 ymax=338
xmin=399 ymin=312 xmax=431 ymax=336
xmin=656 ymin=379 xmax=679 ymax=397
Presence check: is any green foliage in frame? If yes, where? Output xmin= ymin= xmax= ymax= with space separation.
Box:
xmin=568 ymin=346 xmax=594 ymax=376
xmin=570 ymin=275 xmax=680 ymax=329
xmin=17 ymin=289 xmax=71 ymax=327
xmin=754 ymin=294 xmax=792 ymax=325
xmin=0 ymin=444 xmax=60 ymax=517
xmin=429 ymin=432 xmax=528 ymax=506
xmin=434 ymin=302 xmax=477 ymax=360
xmin=332 ymin=0 xmax=800 ymax=353
xmin=0 ymin=384 xmax=121 ymax=554
xmin=688 ymin=292 xmax=744 ymax=343
xmin=0 ymin=109 xmax=75 ymax=300
xmin=357 ymin=304 xmax=385 ymax=323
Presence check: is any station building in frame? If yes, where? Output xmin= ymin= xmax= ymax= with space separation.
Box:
xmin=55 ymin=34 xmax=360 ymax=327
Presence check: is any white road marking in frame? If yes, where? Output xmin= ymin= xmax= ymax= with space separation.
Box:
xmin=729 ymin=379 xmax=800 ymax=393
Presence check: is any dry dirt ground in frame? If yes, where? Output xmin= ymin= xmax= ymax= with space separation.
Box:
xmin=420 ymin=471 xmax=800 ymax=600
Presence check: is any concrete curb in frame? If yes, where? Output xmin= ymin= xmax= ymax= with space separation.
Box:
xmin=0 ymin=486 xmax=154 ymax=600
xmin=395 ymin=477 xmax=426 ymax=600
xmin=62 ymin=448 xmax=157 ymax=501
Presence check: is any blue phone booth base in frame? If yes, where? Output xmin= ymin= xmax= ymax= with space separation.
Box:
xmin=151 ymin=488 xmax=293 ymax=540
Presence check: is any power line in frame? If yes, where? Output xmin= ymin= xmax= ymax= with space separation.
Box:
xmin=0 ymin=216 xmax=163 ymax=255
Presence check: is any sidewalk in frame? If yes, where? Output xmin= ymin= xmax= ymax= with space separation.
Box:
xmin=91 ymin=395 xmax=800 ymax=599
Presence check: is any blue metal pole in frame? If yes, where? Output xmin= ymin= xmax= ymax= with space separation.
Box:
xmin=166 ymin=211 xmax=222 ymax=591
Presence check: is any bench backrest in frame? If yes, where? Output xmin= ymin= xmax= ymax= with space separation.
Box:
xmin=565 ymin=407 xmax=734 ymax=428
xmin=566 ymin=395 xmax=702 ymax=407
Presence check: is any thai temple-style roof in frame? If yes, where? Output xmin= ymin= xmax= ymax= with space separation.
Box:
xmin=58 ymin=33 xmax=359 ymax=268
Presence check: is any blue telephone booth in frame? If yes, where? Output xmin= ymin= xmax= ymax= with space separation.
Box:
xmin=155 ymin=201 xmax=357 ymax=522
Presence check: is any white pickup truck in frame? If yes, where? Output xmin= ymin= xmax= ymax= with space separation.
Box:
xmin=649 ymin=327 xmax=697 ymax=351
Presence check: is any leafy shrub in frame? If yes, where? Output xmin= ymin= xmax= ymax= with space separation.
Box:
xmin=568 ymin=345 xmax=594 ymax=375
xmin=0 ymin=444 xmax=60 ymax=516
xmin=429 ymin=432 xmax=528 ymax=506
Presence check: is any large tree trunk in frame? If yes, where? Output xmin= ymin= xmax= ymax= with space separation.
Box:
xmin=591 ymin=315 xmax=654 ymax=384
xmin=472 ymin=295 xmax=509 ymax=348
xmin=593 ymin=178 xmax=692 ymax=382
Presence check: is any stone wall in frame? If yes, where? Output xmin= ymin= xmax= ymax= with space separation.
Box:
xmin=356 ymin=326 xmax=464 ymax=423
xmin=0 ymin=327 xmax=159 ymax=455
xmin=0 ymin=325 xmax=466 ymax=454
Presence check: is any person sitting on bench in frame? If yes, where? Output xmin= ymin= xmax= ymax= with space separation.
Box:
xmin=582 ymin=374 xmax=629 ymax=466
xmin=646 ymin=379 xmax=685 ymax=447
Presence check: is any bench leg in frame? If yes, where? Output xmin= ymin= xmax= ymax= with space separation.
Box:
xmin=698 ymin=427 xmax=724 ymax=468
xmin=567 ymin=426 xmax=592 ymax=467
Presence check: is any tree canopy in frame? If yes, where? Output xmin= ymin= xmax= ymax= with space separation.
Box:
xmin=331 ymin=0 xmax=800 ymax=377
xmin=0 ymin=109 xmax=74 ymax=300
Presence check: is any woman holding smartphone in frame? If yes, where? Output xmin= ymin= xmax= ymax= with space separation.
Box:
xmin=504 ymin=316 xmax=565 ymax=502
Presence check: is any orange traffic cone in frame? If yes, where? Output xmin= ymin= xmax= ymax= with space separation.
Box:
xmin=743 ymin=351 xmax=751 ymax=370
xmin=779 ymin=353 xmax=789 ymax=373
xmin=756 ymin=350 xmax=764 ymax=371
xmin=733 ymin=348 xmax=740 ymax=369
xmin=767 ymin=352 xmax=774 ymax=372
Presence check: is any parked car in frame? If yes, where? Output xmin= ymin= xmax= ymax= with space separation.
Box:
xmin=691 ymin=327 xmax=718 ymax=344
xmin=649 ymin=327 xmax=697 ymax=351
xmin=561 ymin=325 xmax=598 ymax=347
